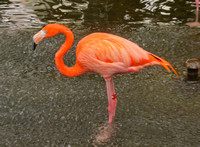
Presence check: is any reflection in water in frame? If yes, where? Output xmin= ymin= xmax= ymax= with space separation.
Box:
xmin=0 ymin=0 xmax=89 ymax=28
xmin=33 ymin=0 xmax=89 ymax=25
xmin=93 ymin=122 xmax=116 ymax=145
xmin=0 ymin=0 xmax=45 ymax=28
xmin=0 ymin=0 xmax=199 ymax=29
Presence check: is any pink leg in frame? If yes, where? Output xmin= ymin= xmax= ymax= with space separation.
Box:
xmin=195 ymin=0 xmax=199 ymax=22
xmin=196 ymin=0 xmax=199 ymax=12
xmin=186 ymin=0 xmax=200 ymax=27
xmin=105 ymin=77 xmax=117 ymax=123
xmin=110 ymin=78 xmax=117 ymax=117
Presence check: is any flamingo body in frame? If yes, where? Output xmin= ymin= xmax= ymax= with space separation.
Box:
xmin=77 ymin=33 xmax=149 ymax=77
xmin=33 ymin=24 xmax=178 ymax=123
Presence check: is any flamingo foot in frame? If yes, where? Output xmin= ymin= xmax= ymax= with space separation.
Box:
xmin=94 ymin=121 xmax=116 ymax=144
xmin=186 ymin=21 xmax=200 ymax=28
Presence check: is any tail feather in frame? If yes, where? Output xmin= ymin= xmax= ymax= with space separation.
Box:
xmin=149 ymin=53 xmax=178 ymax=76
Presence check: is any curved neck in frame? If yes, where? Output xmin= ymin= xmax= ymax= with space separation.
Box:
xmin=55 ymin=26 xmax=84 ymax=77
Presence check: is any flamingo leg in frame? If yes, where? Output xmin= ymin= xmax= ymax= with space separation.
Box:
xmin=105 ymin=77 xmax=117 ymax=123
xmin=186 ymin=0 xmax=200 ymax=27
xmin=195 ymin=0 xmax=199 ymax=22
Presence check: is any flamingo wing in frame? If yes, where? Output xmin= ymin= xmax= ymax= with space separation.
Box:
xmin=76 ymin=33 xmax=177 ymax=77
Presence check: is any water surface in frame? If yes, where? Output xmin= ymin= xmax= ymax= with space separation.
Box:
xmin=0 ymin=0 xmax=200 ymax=146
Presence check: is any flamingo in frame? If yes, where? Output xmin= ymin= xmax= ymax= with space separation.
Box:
xmin=33 ymin=24 xmax=178 ymax=123
xmin=186 ymin=0 xmax=200 ymax=27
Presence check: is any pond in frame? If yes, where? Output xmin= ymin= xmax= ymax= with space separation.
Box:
xmin=0 ymin=0 xmax=200 ymax=146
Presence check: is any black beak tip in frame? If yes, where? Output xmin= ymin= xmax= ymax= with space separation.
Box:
xmin=33 ymin=42 xmax=37 ymax=50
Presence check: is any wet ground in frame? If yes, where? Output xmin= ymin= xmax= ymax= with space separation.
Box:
xmin=0 ymin=0 xmax=200 ymax=146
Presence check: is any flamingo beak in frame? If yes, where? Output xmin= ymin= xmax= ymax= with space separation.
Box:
xmin=33 ymin=42 xmax=37 ymax=50
xmin=33 ymin=30 xmax=47 ymax=50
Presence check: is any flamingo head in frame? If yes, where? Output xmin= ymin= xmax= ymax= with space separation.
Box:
xmin=33 ymin=24 xmax=63 ymax=50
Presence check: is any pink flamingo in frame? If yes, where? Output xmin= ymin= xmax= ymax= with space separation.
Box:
xmin=186 ymin=0 xmax=200 ymax=27
xmin=33 ymin=24 xmax=178 ymax=123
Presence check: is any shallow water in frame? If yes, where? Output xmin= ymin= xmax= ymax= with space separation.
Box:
xmin=0 ymin=0 xmax=200 ymax=146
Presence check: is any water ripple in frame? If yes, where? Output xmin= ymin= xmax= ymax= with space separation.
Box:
xmin=0 ymin=0 xmax=198 ymax=28
xmin=0 ymin=0 xmax=45 ymax=29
